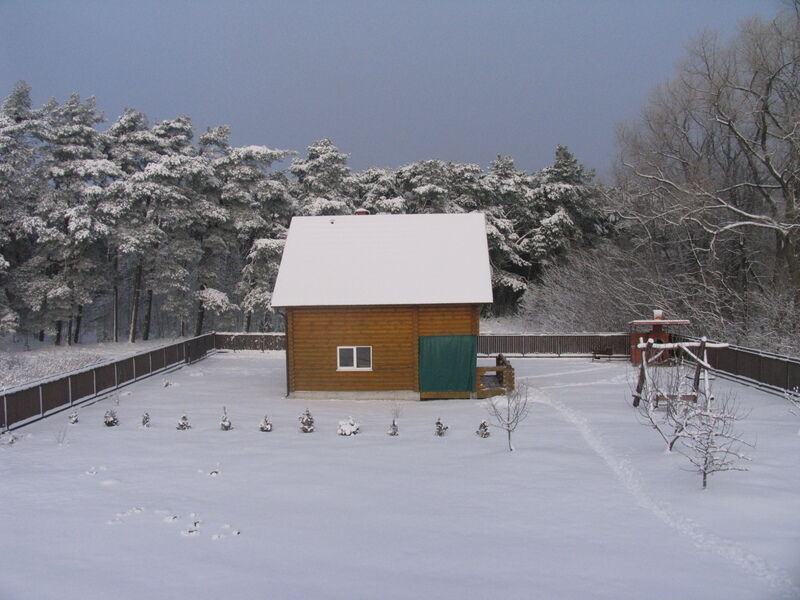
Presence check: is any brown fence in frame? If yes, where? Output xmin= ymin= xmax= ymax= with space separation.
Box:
xmin=212 ymin=332 xmax=632 ymax=357
xmin=672 ymin=335 xmax=800 ymax=393
xmin=214 ymin=333 xmax=287 ymax=351
xmin=478 ymin=333 xmax=630 ymax=356
xmin=1 ymin=333 xmax=216 ymax=431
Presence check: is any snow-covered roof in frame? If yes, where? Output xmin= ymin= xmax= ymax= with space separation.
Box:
xmin=271 ymin=213 xmax=493 ymax=307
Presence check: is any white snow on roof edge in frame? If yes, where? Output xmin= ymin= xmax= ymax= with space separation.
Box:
xmin=271 ymin=213 xmax=493 ymax=307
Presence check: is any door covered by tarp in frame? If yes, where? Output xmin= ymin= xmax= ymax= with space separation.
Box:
xmin=419 ymin=335 xmax=477 ymax=392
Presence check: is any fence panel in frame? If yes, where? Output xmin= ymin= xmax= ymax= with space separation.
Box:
xmin=116 ymin=358 xmax=134 ymax=385
xmin=134 ymin=355 xmax=151 ymax=379
xmin=150 ymin=349 xmax=165 ymax=372
xmin=95 ymin=364 xmax=116 ymax=392
xmin=42 ymin=379 xmax=69 ymax=412
xmin=6 ymin=387 xmax=39 ymax=425
xmin=788 ymin=363 xmax=800 ymax=391
xmin=71 ymin=371 xmax=95 ymax=404
xmin=760 ymin=356 xmax=788 ymax=389
xmin=164 ymin=344 xmax=179 ymax=366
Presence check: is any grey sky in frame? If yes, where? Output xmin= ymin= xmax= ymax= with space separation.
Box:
xmin=0 ymin=1 xmax=782 ymax=178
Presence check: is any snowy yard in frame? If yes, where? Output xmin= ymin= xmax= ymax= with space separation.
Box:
xmin=1 ymin=352 xmax=798 ymax=600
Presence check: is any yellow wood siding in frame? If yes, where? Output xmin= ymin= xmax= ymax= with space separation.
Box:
xmin=418 ymin=304 xmax=479 ymax=336
xmin=287 ymin=304 xmax=479 ymax=392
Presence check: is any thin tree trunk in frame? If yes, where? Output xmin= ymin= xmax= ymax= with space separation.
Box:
xmin=54 ymin=320 xmax=63 ymax=346
xmin=73 ymin=305 xmax=82 ymax=344
xmin=129 ymin=262 xmax=143 ymax=343
xmin=142 ymin=289 xmax=153 ymax=341
xmin=112 ymin=255 xmax=119 ymax=343
xmin=244 ymin=311 xmax=252 ymax=333
xmin=194 ymin=302 xmax=205 ymax=337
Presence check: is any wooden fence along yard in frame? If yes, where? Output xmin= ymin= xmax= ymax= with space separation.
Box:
xmin=1 ymin=333 xmax=216 ymax=431
xmin=3 ymin=332 xmax=798 ymax=431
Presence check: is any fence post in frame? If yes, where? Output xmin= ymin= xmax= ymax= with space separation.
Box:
xmin=39 ymin=384 xmax=44 ymax=416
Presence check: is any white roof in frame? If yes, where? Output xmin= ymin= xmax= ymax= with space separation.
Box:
xmin=271 ymin=213 xmax=493 ymax=307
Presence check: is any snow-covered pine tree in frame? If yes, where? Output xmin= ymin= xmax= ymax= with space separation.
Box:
xmin=298 ymin=408 xmax=314 ymax=433
xmin=237 ymin=238 xmax=285 ymax=332
xmin=290 ymin=139 xmax=354 ymax=216
xmin=476 ymin=420 xmax=491 ymax=438
xmin=176 ymin=414 xmax=191 ymax=430
xmin=0 ymin=81 xmax=47 ymax=337
xmin=36 ymin=94 xmax=121 ymax=344
xmin=104 ymin=409 xmax=119 ymax=427
xmin=207 ymin=132 xmax=293 ymax=332
xmin=220 ymin=406 xmax=233 ymax=431
xmin=259 ymin=415 xmax=273 ymax=432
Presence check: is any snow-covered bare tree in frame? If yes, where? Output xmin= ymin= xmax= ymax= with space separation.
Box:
xmin=486 ymin=384 xmax=531 ymax=451
xmin=679 ymin=393 xmax=752 ymax=489
xmin=615 ymin=8 xmax=800 ymax=352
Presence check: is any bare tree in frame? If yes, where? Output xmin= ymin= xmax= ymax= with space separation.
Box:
xmin=611 ymin=8 xmax=800 ymax=354
xmin=487 ymin=384 xmax=531 ymax=451
xmin=679 ymin=393 xmax=752 ymax=489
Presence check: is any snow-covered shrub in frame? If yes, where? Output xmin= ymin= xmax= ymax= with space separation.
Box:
xmin=104 ymin=409 xmax=119 ymax=427
xmin=176 ymin=414 xmax=191 ymax=430
xmin=476 ymin=420 xmax=491 ymax=438
xmin=337 ymin=417 xmax=360 ymax=436
xmin=298 ymin=409 xmax=314 ymax=433
xmin=141 ymin=412 xmax=150 ymax=428
xmin=259 ymin=415 xmax=273 ymax=432
xmin=435 ymin=418 xmax=448 ymax=437
xmin=220 ymin=406 xmax=233 ymax=431
xmin=0 ymin=431 xmax=17 ymax=446
xmin=68 ymin=410 xmax=79 ymax=425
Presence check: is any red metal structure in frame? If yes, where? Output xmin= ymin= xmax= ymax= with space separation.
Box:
xmin=629 ymin=310 xmax=690 ymax=365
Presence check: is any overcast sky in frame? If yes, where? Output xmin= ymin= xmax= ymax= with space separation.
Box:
xmin=0 ymin=1 xmax=783 ymax=178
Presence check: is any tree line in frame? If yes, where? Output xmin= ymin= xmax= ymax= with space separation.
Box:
xmin=2 ymin=7 xmax=797 ymax=356
xmin=0 ymin=84 xmax=603 ymax=345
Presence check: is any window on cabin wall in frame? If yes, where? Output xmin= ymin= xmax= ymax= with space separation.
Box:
xmin=337 ymin=346 xmax=372 ymax=371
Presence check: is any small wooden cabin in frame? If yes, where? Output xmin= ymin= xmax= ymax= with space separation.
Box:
xmin=270 ymin=213 xmax=494 ymax=400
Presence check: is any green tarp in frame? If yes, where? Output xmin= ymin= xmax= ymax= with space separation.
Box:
xmin=419 ymin=335 xmax=477 ymax=392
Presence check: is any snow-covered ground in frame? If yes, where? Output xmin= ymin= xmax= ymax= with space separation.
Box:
xmin=0 ymin=338 xmax=184 ymax=389
xmin=1 ymin=352 xmax=798 ymax=600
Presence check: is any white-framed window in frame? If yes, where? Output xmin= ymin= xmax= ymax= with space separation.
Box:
xmin=337 ymin=346 xmax=372 ymax=371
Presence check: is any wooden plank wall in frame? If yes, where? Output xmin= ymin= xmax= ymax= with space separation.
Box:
xmin=287 ymin=304 xmax=479 ymax=393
